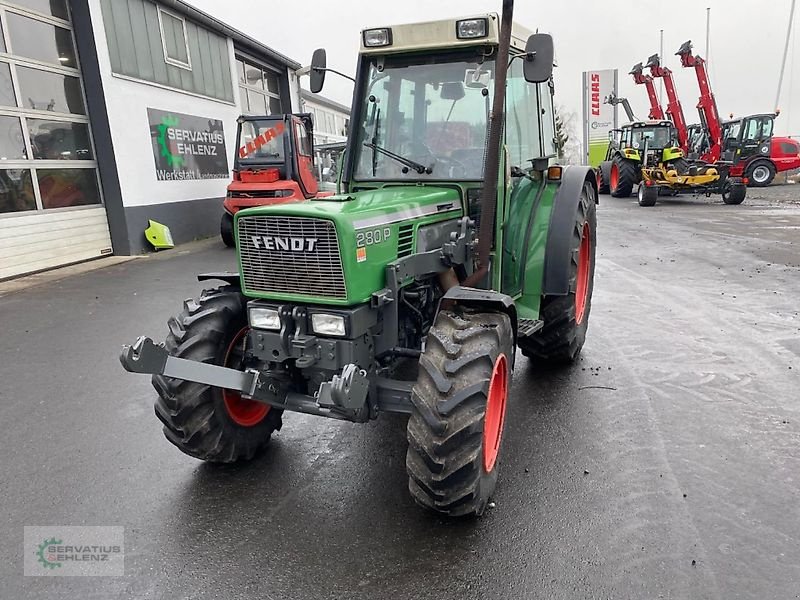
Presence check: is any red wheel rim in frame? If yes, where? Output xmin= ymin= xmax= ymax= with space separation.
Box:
xmin=482 ymin=354 xmax=509 ymax=473
xmin=222 ymin=327 xmax=270 ymax=427
xmin=575 ymin=222 xmax=591 ymax=325
xmin=610 ymin=163 xmax=619 ymax=191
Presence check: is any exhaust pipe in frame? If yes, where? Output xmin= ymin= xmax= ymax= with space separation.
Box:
xmin=463 ymin=0 xmax=514 ymax=288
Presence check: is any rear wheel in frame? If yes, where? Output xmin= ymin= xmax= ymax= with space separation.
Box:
xmin=638 ymin=184 xmax=658 ymax=207
xmin=610 ymin=156 xmax=637 ymax=197
xmin=746 ymin=161 xmax=776 ymax=187
xmin=520 ymin=182 xmax=596 ymax=363
xmin=406 ymin=310 xmax=514 ymax=517
xmin=153 ymin=286 xmax=282 ymax=462
xmin=220 ymin=212 xmax=235 ymax=247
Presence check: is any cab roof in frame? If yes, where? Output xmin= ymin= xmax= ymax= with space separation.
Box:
xmin=359 ymin=14 xmax=534 ymax=55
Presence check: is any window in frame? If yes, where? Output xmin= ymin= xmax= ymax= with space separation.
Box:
xmin=16 ymin=66 xmax=85 ymax=114
xmin=0 ymin=1 xmax=101 ymax=216
xmin=38 ymin=168 xmax=100 ymax=209
xmin=28 ymin=119 xmax=93 ymax=160
xmin=781 ymin=141 xmax=799 ymax=155
xmin=0 ymin=16 xmax=5 ymax=53
xmin=0 ymin=62 xmax=16 ymax=107
xmin=236 ymin=55 xmax=283 ymax=116
xmin=158 ymin=7 xmax=191 ymax=70
xmin=0 ymin=115 xmax=26 ymax=159
xmin=294 ymin=121 xmax=312 ymax=156
xmin=506 ymin=57 xmax=542 ymax=167
xmin=354 ymin=54 xmax=494 ymax=180
xmin=9 ymin=0 xmax=69 ymax=20
xmin=0 ymin=169 xmax=36 ymax=213
xmin=6 ymin=13 xmax=76 ymax=68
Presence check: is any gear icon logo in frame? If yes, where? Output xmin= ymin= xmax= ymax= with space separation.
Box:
xmin=157 ymin=115 xmax=184 ymax=168
xmin=36 ymin=537 xmax=62 ymax=570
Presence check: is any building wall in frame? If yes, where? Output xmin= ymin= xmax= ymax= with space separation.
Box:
xmin=300 ymin=92 xmax=349 ymax=146
xmin=87 ymin=0 xmax=297 ymax=254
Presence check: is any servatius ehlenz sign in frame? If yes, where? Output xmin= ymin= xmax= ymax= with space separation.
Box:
xmin=581 ymin=70 xmax=618 ymax=168
xmin=147 ymin=108 xmax=228 ymax=181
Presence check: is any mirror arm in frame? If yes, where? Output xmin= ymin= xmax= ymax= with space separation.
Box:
xmin=312 ymin=66 xmax=356 ymax=83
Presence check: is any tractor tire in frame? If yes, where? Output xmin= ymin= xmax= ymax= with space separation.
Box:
xmin=745 ymin=161 xmax=776 ymax=187
xmin=406 ymin=310 xmax=514 ymax=517
xmin=152 ymin=286 xmax=282 ymax=462
xmin=520 ymin=182 xmax=597 ymax=363
xmin=610 ymin=156 xmax=637 ymax=197
xmin=597 ymin=161 xmax=612 ymax=194
xmin=220 ymin=212 xmax=235 ymax=247
xmin=637 ymin=184 xmax=658 ymax=207
xmin=722 ymin=182 xmax=747 ymax=205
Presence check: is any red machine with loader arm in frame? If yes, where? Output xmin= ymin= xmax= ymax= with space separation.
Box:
xmin=646 ymin=53 xmax=689 ymax=153
xmin=677 ymin=41 xmax=800 ymax=186
xmin=220 ymin=113 xmax=325 ymax=246
xmin=630 ymin=62 xmax=665 ymax=120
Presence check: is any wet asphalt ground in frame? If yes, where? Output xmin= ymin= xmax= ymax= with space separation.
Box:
xmin=1 ymin=184 xmax=799 ymax=599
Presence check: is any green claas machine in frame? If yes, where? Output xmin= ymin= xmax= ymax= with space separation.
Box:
xmin=597 ymin=120 xmax=745 ymax=207
xmin=120 ymin=0 xmax=598 ymax=517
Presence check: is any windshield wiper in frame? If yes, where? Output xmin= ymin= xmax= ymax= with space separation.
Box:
xmin=363 ymin=142 xmax=432 ymax=175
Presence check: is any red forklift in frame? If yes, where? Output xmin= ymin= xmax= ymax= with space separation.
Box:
xmin=677 ymin=41 xmax=800 ymax=186
xmin=221 ymin=113 xmax=325 ymax=246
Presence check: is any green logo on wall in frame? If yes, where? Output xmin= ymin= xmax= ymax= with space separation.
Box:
xmin=157 ymin=115 xmax=184 ymax=168
xmin=36 ymin=538 xmax=63 ymax=570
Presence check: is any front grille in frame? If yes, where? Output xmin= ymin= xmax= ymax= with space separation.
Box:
xmin=397 ymin=224 xmax=414 ymax=257
xmin=238 ymin=216 xmax=347 ymax=300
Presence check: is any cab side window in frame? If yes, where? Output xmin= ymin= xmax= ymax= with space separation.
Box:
xmin=505 ymin=57 xmax=542 ymax=168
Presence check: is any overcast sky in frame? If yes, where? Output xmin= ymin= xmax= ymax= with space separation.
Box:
xmin=192 ymin=0 xmax=800 ymax=137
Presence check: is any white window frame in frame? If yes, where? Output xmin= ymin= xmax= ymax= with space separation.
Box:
xmin=157 ymin=6 xmax=192 ymax=71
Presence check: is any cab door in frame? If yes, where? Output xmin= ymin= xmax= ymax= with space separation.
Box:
xmin=739 ymin=116 xmax=773 ymax=161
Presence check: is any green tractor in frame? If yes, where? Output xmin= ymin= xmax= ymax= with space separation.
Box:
xmin=120 ymin=0 xmax=598 ymax=517
xmin=597 ymin=120 xmax=746 ymax=206
xmin=597 ymin=120 xmax=683 ymax=197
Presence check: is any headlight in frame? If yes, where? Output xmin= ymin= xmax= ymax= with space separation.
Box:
xmin=249 ymin=307 xmax=280 ymax=330
xmin=363 ymin=28 xmax=392 ymax=47
xmin=311 ymin=313 xmax=346 ymax=337
xmin=456 ymin=18 xmax=488 ymax=39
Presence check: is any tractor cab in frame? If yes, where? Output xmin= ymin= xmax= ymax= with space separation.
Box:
xmin=722 ymin=114 xmax=774 ymax=162
xmin=220 ymin=113 xmax=321 ymax=246
xmin=605 ymin=120 xmax=681 ymax=167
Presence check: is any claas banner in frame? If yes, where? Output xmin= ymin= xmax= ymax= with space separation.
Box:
xmin=582 ymin=69 xmax=618 ymax=167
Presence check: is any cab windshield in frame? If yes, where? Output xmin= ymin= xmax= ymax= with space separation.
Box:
xmin=237 ymin=119 xmax=286 ymax=164
xmin=630 ymin=126 xmax=672 ymax=150
xmin=354 ymin=54 xmax=494 ymax=180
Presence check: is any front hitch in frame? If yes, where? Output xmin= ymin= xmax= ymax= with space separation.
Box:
xmin=120 ymin=336 xmax=259 ymax=394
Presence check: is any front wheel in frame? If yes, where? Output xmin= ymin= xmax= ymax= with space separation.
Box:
xmin=722 ymin=182 xmax=747 ymax=205
xmin=610 ymin=156 xmax=637 ymax=197
xmin=520 ymin=182 xmax=597 ymax=363
xmin=220 ymin=212 xmax=235 ymax=247
xmin=152 ymin=286 xmax=282 ymax=462
xmin=638 ymin=184 xmax=658 ymax=207
xmin=406 ymin=310 xmax=514 ymax=517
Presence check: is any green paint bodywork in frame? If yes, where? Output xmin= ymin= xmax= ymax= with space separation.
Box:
xmin=662 ymin=146 xmax=683 ymax=162
xmin=235 ymin=186 xmax=463 ymax=306
xmin=234 ymin=169 xmax=560 ymax=323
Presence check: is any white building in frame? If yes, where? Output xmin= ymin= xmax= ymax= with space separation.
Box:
xmin=300 ymin=89 xmax=349 ymax=147
xmin=0 ymin=0 xmax=301 ymax=279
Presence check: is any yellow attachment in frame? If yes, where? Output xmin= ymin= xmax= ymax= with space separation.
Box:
xmin=145 ymin=220 xmax=175 ymax=250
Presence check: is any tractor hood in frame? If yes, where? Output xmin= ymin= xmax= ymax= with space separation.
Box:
xmin=235 ymin=185 xmax=464 ymax=305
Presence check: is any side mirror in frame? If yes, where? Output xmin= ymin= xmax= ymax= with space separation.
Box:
xmin=441 ymin=82 xmax=465 ymax=101
xmin=523 ymin=34 xmax=554 ymax=83
xmin=310 ymin=48 xmax=327 ymax=94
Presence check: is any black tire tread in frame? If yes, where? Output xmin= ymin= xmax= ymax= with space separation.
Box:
xmin=611 ymin=156 xmax=638 ymax=197
xmin=406 ymin=311 xmax=513 ymax=517
xmin=520 ymin=182 xmax=597 ymax=363
xmin=152 ymin=286 xmax=282 ymax=462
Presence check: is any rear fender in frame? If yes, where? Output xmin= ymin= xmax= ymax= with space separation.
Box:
xmin=542 ymin=165 xmax=596 ymax=296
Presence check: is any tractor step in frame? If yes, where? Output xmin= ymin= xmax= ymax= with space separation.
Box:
xmin=517 ymin=318 xmax=544 ymax=338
